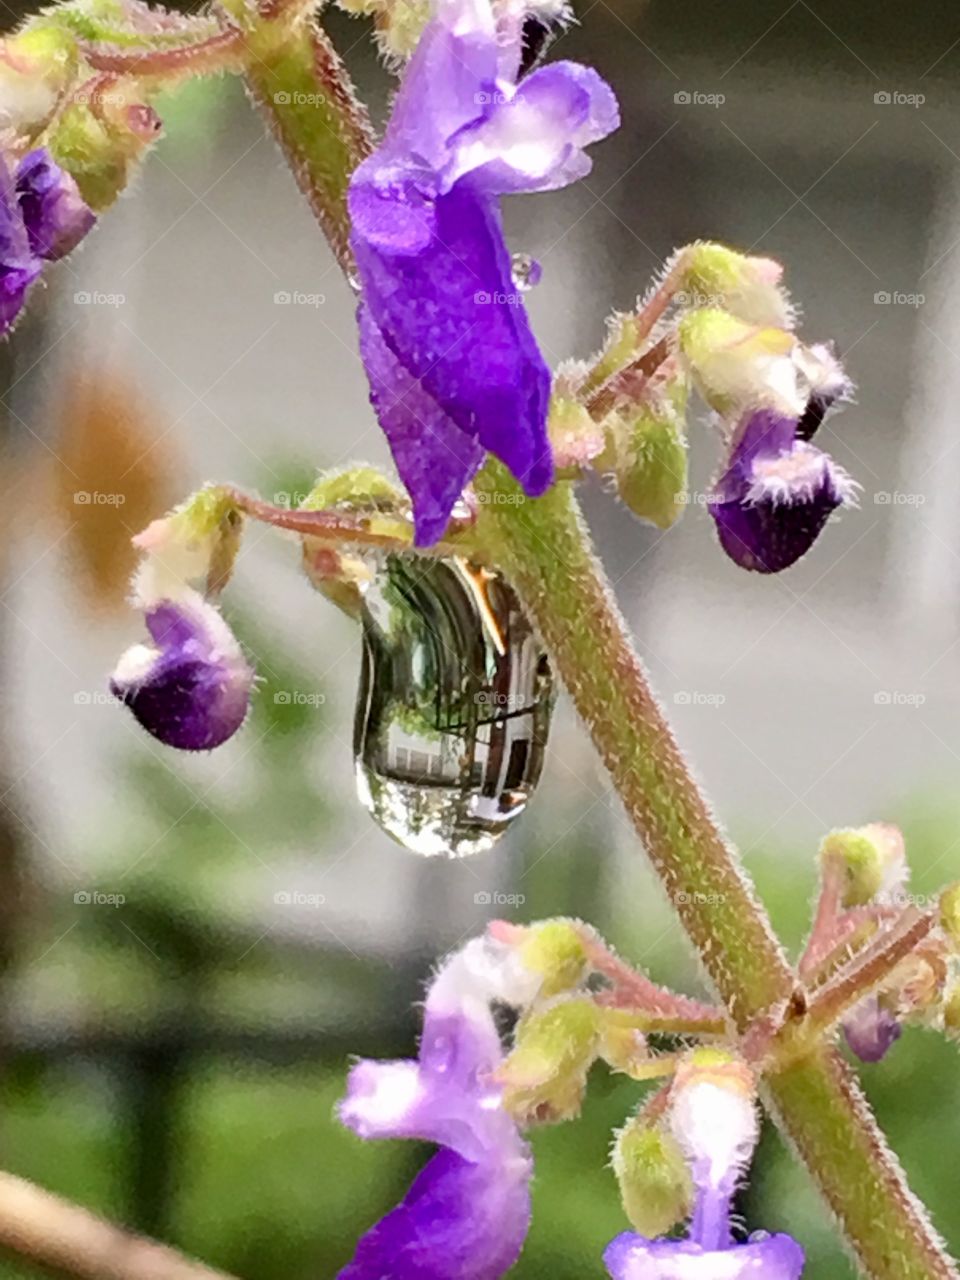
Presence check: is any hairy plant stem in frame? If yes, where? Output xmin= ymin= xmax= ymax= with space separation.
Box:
xmin=474 ymin=464 xmax=958 ymax=1279
xmin=214 ymin=12 xmax=958 ymax=1274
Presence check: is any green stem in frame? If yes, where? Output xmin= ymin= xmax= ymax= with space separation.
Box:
xmin=474 ymin=463 xmax=957 ymax=1278
xmin=232 ymin=4 xmax=373 ymax=272
xmin=767 ymin=1049 xmax=958 ymax=1280
xmin=475 ymin=466 xmax=793 ymax=1029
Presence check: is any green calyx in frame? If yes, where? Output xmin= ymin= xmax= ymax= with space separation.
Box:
xmin=612 ymin=1119 xmax=693 ymax=1237
xmin=499 ymin=997 xmax=601 ymax=1124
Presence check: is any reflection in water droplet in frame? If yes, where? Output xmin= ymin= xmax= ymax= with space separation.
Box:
xmin=510 ymin=253 xmax=543 ymax=292
xmin=354 ymin=556 xmax=554 ymax=857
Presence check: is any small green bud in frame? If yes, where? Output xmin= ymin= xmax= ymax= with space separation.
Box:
xmin=132 ymin=485 xmax=241 ymax=603
xmin=299 ymin=466 xmax=404 ymax=514
xmin=602 ymin=371 xmax=689 ymax=530
xmin=518 ymin=918 xmax=589 ymax=998
xmin=820 ymin=823 xmax=906 ymax=908
xmin=499 ymin=997 xmax=600 ymax=1124
xmin=611 ymin=1119 xmax=693 ymax=1236
xmin=46 ymin=89 xmax=163 ymax=211
xmin=678 ymin=242 xmax=794 ymax=329
xmin=297 ymin=467 xmax=407 ymax=618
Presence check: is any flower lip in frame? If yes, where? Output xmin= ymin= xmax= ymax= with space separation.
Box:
xmin=603 ymin=1231 xmax=806 ymax=1280
xmin=711 ymin=409 xmax=856 ymax=574
xmin=109 ymin=591 xmax=254 ymax=751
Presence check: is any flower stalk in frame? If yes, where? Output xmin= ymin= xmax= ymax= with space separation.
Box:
xmin=472 ymin=462 xmax=958 ymax=1278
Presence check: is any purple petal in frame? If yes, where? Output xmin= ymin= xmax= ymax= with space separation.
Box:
xmin=843 ymin=996 xmax=903 ymax=1064
xmin=447 ymin=62 xmax=620 ymax=194
xmin=357 ymin=302 xmax=485 ymax=546
xmin=110 ymin=593 xmax=254 ymax=751
xmin=16 ymin=149 xmax=95 ymax=261
xmin=339 ymin=1147 xmax=532 ymax=1280
xmin=604 ymin=1232 xmax=805 ymax=1280
xmin=0 ymin=152 xmax=40 ymax=333
xmin=339 ymin=1005 xmax=516 ymax=1164
xmin=384 ymin=4 xmax=498 ymax=176
xmin=354 ymin=184 xmax=552 ymax=519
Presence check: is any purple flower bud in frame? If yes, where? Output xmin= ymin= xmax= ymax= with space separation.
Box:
xmin=16 ymin=149 xmax=96 ymax=261
xmin=109 ymin=591 xmax=254 ymax=751
xmin=0 ymin=155 xmax=41 ymax=333
xmin=0 ymin=147 xmax=94 ymax=335
xmin=843 ymin=995 xmax=903 ymax=1064
xmin=338 ymin=937 xmax=534 ymax=1278
xmin=711 ymin=408 xmax=857 ymax=573
xmin=349 ymin=0 xmax=619 ymax=545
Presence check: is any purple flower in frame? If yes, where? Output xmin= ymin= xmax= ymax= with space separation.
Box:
xmin=109 ymin=590 xmax=254 ymax=751
xmin=0 ymin=147 xmax=94 ymax=333
xmin=338 ymin=938 xmax=535 ymax=1278
xmin=349 ymin=0 xmax=619 ymax=545
xmin=711 ymin=408 xmax=856 ymax=573
xmin=843 ymin=995 xmax=903 ymax=1064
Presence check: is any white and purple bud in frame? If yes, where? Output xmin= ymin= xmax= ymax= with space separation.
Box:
xmin=109 ymin=589 xmax=254 ymax=751
xmin=604 ymin=1050 xmax=805 ymax=1279
xmin=711 ymin=408 xmax=857 ymax=573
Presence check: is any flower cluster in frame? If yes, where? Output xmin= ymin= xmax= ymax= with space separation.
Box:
xmin=0 ymin=146 xmax=93 ymax=333
xmin=337 ymin=922 xmax=805 ymax=1277
xmin=349 ymin=0 xmax=619 ymax=545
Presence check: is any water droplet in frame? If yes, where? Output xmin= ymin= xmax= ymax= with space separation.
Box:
xmin=354 ymin=556 xmax=554 ymax=857
xmin=748 ymin=1231 xmax=771 ymax=1243
xmin=510 ymin=253 xmax=542 ymax=292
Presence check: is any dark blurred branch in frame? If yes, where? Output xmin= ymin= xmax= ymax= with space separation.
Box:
xmin=0 ymin=1171 xmax=238 ymax=1280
